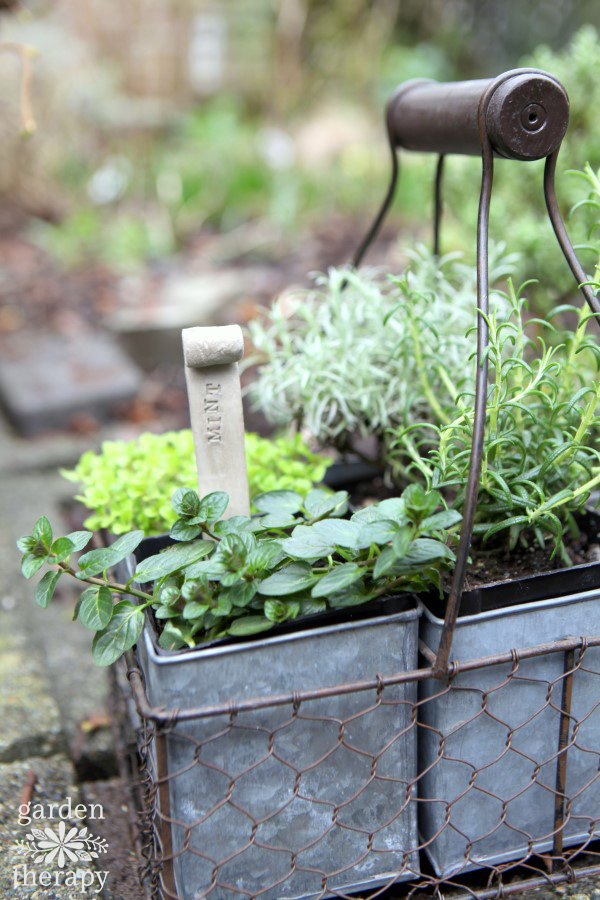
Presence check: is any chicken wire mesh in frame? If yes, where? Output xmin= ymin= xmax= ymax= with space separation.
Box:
xmin=112 ymin=635 xmax=600 ymax=900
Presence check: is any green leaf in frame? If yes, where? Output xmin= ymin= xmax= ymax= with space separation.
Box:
xmin=311 ymin=563 xmax=365 ymax=598
xmin=16 ymin=535 xmax=36 ymax=553
xmin=22 ymin=553 xmax=46 ymax=579
xmin=421 ymin=510 xmax=462 ymax=531
xmin=157 ymin=621 xmax=189 ymax=650
xmin=392 ymin=526 xmax=413 ymax=559
xmin=79 ymin=586 xmax=114 ymax=630
xmin=51 ymin=537 xmax=75 ymax=562
xmin=304 ymin=489 xmax=348 ymax=519
xmin=227 ymin=582 xmax=257 ymax=607
xmin=376 ymin=498 xmax=408 ymax=522
xmin=172 ymin=488 xmax=200 ymax=517
xmin=135 ymin=541 xmax=213 ymax=583
xmin=251 ymin=512 xmax=299 ymax=530
xmin=213 ymin=516 xmax=253 ymax=536
xmin=311 ymin=518 xmax=360 ymax=548
xmin=64 ymin=531 xmax=93 ymax=552
xmin=32 ymin=516 xmax=52 ymax=549
xmin=328 ymin=583 xmax=373 ymax=608
xmin=34 ymin=570 xmax=61 ymax=608
xmin=300 ymin=598 xmax=327 ymax=616
xmin=247 ymin=542 xmax=285 ymax=572
xmin=196 ymin=491 xmax=229 ymax=524
xmin=253 ymin=490 xmax=304 ymax=516
xmin=227 ymin=616 xmax=273 ymax=637
xmin=170 ymin=520 xmax=201 ymax=542
xmin=264 ymin=599 xmax=288 ymax=622
xmin=78 ymin=531 xmax=144 ymax=577
xmin=182 ymin=601 xmax=210 ymax=620
xmin=373 ymin=547 xmax=397 ymax=579
xmin=483 ymin=515 xmax=530 ymax=542
xmin=404 ymin=538 xmax=454 ymax=564
xmin=155 ymin=606 xmax=180 ymax=619
xmin=257 ymin=562 xmax=317 ymax=596
xmin=92 ymin=602 xmax=144 ymax=666
xmin=403 ymin=485 xmax=440 ymax=520
xmin=356 ymin=518 xmax=397 ymax=547
xmin=278 ymin=526 xmax=335 ymax=560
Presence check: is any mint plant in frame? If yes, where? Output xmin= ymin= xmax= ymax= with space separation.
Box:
xmin=62 ymin=430 xmax=330 ymax=536
xmin=389 ymin=280 xmax=600 ymax=561
xmin=17 ymin=485 xmax=459 ymax=666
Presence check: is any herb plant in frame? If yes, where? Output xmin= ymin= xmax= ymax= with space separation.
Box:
xmin=62 ymin=430 xmax=330 ymax=536
xmin=248 ymin=244 xmax=515 ymax=459
xmin=389 ymin=280 xmax=600 ymax=561
xmin=17 ymin=485 xmax=459 ymax=666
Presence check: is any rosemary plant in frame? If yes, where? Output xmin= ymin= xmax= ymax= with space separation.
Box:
xmin=389 ymin=281 xmax=600 ymax=561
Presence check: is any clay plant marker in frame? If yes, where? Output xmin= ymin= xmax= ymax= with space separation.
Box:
xmin=182 ymin=324 xmax=250 ymax=518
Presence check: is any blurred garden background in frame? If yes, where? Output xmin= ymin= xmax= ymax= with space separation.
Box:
xmin=1 ymin=0 xmax=600 ymax=446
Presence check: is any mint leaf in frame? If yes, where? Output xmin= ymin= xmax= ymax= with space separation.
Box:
xmin=172 ymin=488 xmax=200 ymax=517
xmin=311 ymin=563 xmax=365 ymax=598
xmin=77 ymin=531 xmax=144 ymax=577
xmin=196 ymin=491 xmax=229 ymax=524
xmin=34 ymin=570 xmax=61 ymax=608
xmin=79 ymin=586 xmax=114 ymax=630
xmin=51 ymin=537 xmax=75 ymax=563
xmin=253 ymin=490 xmax=303 ymax=516
xmin=257 ymin=562 xmax=316 ymax=596
xmin=32 ymin=516 xmax=52 ymax=549
xmin=92 ymin=602 xmax=144 ymax=666
xmin=278 ymin=526 xmax=335 ymax=560
xmin=135 ymin=541 xmax=213 ymax=583
xmin=64 ymin=531 xmax=94 ymax=552
xmin=22 ymin=553 xmax=46 ymax=579
xmin=304 ymin=489 xmax=348 ymax=519
xmin=227 ymin=616 xmax=273 ymax=637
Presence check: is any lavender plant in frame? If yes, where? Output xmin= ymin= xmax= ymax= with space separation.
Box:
xmin=247 ymin=244 xmax=516 ymax=461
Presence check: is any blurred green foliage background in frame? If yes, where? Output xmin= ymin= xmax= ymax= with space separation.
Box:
xmin=3 ymin=0 xmax=600 ymax=295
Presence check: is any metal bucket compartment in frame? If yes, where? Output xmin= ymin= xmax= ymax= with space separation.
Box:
xmin=121 ymin=536 xmax=421 ymax=898
xmin=418 ymin=588 xmax=600 ymax=878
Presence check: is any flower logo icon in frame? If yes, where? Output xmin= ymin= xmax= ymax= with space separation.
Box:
xmin=16 ymin=821 xmax=108 ymax=867
xmin=28 ymin=821 xmax=86 ymax=867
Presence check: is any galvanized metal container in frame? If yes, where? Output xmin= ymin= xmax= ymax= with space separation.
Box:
xmin=419 ymin=587 xmax=600 ymax=877
xmin=122 ymin=548 xmax=421 ymax=898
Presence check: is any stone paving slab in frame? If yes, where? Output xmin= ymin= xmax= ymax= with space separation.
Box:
xmin=0 ymin=755 xmax=98 ymax=899
xmin=0 ymin=616 xmax=65 ymax=764
xmin=0 ymin=332 xmax=142 ymax=435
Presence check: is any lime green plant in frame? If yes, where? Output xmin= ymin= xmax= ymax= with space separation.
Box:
xmin=62 ymin=431 xmax=330 ymax=536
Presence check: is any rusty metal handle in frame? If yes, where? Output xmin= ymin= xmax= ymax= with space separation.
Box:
xmin=387 ymin=69 xmax=569 ymax=161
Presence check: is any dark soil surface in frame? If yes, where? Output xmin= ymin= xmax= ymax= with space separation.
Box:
xmin=459 ymin=514 xmax=600 ymax=592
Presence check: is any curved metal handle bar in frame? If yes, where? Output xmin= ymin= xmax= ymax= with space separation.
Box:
xmin=544 ymin=149 xmax=600 ymax=323
xmin=433 ymin=154 xmax=445 ymax=257
xmin=432 ymin=82 xmax=497 ymax=677
xmin=351 ymin=121 xmax=399 ymax=269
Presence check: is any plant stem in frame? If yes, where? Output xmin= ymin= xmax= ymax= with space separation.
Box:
xmin=58 ymin=563 xmax=155 ymax=604
xmin=408 ymin=314 xmax=451 ymax=425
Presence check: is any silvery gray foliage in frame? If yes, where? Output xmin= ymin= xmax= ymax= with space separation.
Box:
xmin=247 ymin=244 xmax=518 ymax=454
